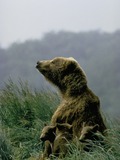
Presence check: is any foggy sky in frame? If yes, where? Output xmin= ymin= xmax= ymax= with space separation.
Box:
xmin=0 ymin=0 xmax=120 ymax=47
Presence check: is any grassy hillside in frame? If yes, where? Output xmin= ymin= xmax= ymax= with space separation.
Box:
xmin=0 ymin=80 xmax=120 ymax=160
xmin=0 ymin=30 xmax=120 ymax=116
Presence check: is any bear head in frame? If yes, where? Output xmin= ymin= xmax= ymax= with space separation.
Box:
xmin=36 ymin=57 xmax=87 ymax=97
xmin=55 ymin=123 xmax=73 ymax=137
xmin=79 ymin=122 xmax=99 ymax=142
xmin=40 ymin=125 xmax=56 ymax=143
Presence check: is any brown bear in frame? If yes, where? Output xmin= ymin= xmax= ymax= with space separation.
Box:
xmin=79 ymin=122 xmax=99 ymax=142
xmin=40 ymin=125 xmax=56 ymax=143
xmin=52 ymin=123 xmax=73 ymax=158
xmin=79 ymin=122 xmax=105 ymax=151
xmin=39 ymin=123 xmax=73 ymax=158
xmin=36 ymin=57 xmax=106 ymax=134
xmin=40 ymin=125 xmax=56 ymax=159
xmin=36 ymin=57 xmax=106 ymax=157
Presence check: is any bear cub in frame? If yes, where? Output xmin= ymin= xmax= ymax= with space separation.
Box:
xmin=40 ymin=125 xmax=56 ymax=158
xmin=40 ymin=123 xmax=73 ymax=158
xmin=79 ymin=122 xmax=99 ymax=142
xmin=79 ymin=122 xmax=105 ymax=151
xmin=53 ymin=123 xmax=73 ymax=158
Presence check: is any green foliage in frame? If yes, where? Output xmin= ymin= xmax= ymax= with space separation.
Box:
xmin=0 ymin=130 xmax=12 ymax=160
xmin=0 ymin=79 xmax=59 ymax=159
xmin=0 ymin=78 xmax=58 ymax=127
xmin=0 ymin=80 xmax=120 ymax=159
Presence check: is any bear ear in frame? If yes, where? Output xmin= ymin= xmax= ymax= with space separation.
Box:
xmin=68 ymin=57 xmax=76 ymax=61
xmin=65 ymin=59 xmax=77 ymax=71
xmin=92 ymin=124 xmax=99 ymax=132
xmin=56 ymin=123 xmax=72 ymax=131
xmin=68 ymin=57 xmax=78 ymax=64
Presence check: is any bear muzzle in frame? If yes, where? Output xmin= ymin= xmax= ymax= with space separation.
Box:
xmin=36 ymin=61 xmax=42 ymax=69
xmin=36 ymin=61 xmax=50 ymax=75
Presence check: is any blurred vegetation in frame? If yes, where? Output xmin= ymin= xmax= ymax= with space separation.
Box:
xmin=0 ymin=30 xmax=120 ymax=116
xmin=0 ymin=80 xmax=120 ymax=159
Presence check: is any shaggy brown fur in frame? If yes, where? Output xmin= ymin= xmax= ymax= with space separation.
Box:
xmin=40 ymin=125 xmax=56 ymax=143
xmin=40 ymin=140 xmax=52 ymax=159
xmin=39 ymin=123 xmax=73 ymax=159
xmin=52 ymin=123 xmax=73 ymax=158
xmin=36 ymin=57 xmax=106 ymax=135
xmin=40 ymin=125 xmax=56 ymax=159
xmin=79 ymin=122 xmax=99 ymax=142
xmin=36 ymin=57 xmax=106 ymax=157
xmin=79 ymin=122 xmax=105 ymax=152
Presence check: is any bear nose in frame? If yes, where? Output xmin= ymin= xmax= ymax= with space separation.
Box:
xmin=36 ymin=61 xmax=41 ymax=68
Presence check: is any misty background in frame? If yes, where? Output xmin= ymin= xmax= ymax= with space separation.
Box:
xmin=0 ymin=0 xmax=120 ymax=117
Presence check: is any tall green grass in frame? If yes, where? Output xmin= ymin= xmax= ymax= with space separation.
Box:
xmin=0 ymin=79 xmax=59 ymax=159
xmin=0 ymin=79 xmax=120 ymax=159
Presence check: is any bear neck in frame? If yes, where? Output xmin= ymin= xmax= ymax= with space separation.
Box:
xmin=59 ymin=68 xmax=87 ymax=98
